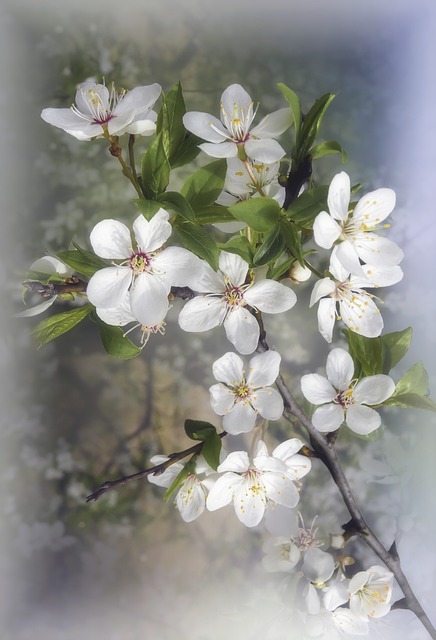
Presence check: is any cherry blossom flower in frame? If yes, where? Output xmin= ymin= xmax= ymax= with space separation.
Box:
xmin=206 ymin=440 xmax=303 ymax=527
xmin=147 ymin=455 xmax=215 ymax=523
xmin=18 ymin=256 xmax=74 ymax=317
xmin=183 ymin=83 xmax=292 ymax=163
xmin=301 ymin=348 xmax=395 ymax=435
xmin=178 ymin=251 xmax=297 ymax=354
xmin=313 ymin=172 xmax=403 ymax=276
xmin=41 ymin=80 xmax=161 ymax=141
xmin=310 ymin=255 xmax=402 ymax=342
xmin=349 ymin=565 xmax=394 ymax=620
xmin=86 ymin=209 xmax=202 ymax=328
xmin=209 ymin=350 xmax=284 ymax=434
xmin=216 ymin=157 xmax=285 ymax=207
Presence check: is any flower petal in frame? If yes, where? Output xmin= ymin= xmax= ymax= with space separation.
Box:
xmin=209 ymin=383 xmax=236 ymax=415
xmin=130 ymin=273 xmax=169 ymax=327
xmin=182 ymin=112 xmax=229 ymax=142
xmin=176 ymin=477 xmax=206 ymax=522
xmin=247 ymin=350 xmax=281 ymax=387
xmin=199 ymin=141 xmax=237 ymax=158
xmin=206 ymin=472 xmax=241 ymax=510
xmin=250 ymin=107 xmax=292 ymax=138
xmin=333 ymin=241 xmax=365 ymax=276
xmin=326 ymin=348 xmax=355 ymax=391
xmin=310 ymin=278 xmax=336 ymax=306
xmin=313 ymin=211 xmax=342 ymax=249
xmin=90 ymin=219 xmax=132 ymax=259
xmin=178 ymin=296 xmax=226 ymax=332
xmin=30 ymin=256 xmax=72 ymax=276
xmin=16 ymin=296 xmax=57 ymax=318
xmin=272 ymin=438 xmax=304 ymax=461
xmin=219 ymin=251 xmax=248 ymax=286
xmin=339 ymin=295 xmax=383 ymax=338
xmin=218 ymin=450 xmax=250 ymax=474
xmin=233 ymin=478 xmax=266 ymax=527
xmin=317 ymin=297 xmax=337 ymax=343
xmin=222 ymin=400 xmax=257 ymax=434
xmin=353 ymin=375 xmax=395 ymax=405
xmin=41 ymin=108 xmax=103 ymax=140
xmin=86 ymin=267 xmax=132 ymax=308
xmin=346 ymin=404 xmax=381 ymax=435
xmin=303 ymin=548 xmax=335 ymax=583
xmin=251 ymin=388 xmax=284 ymax=421
xmin=153 ymin=246 xmax=203 ymax=287
xmin=355 ymin=235 xmax=404 ymax=267
xmin=327 ymin=171 xmax=350 ymax=222
xmin=244 ymin=280 xmax=296 ymax=313
xmin=362 ymin=264 xmax=403 ymax=287
xmin=224 ymin=307 xmax=259 ymax=354
xmin=212 ymin=351 xmax=244 ymax=385
xmin=353 ymin=188 xmax=396 ymax=225
xmin=301 ymin=374 xmax=337 ymax=405
xmin=244 ymin=138 xmax=286 ymax=163
xmin=96 ymin=297 xmax=136 ymax=326
xmin=312 ymin=403 xmax=345 ymax=432
xmin=261 ymin=472 xmax=299 ymax=508
xmin=133 ymin=210 xmax=170 ymax=253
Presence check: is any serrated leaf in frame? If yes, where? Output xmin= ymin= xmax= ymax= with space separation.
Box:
xmin=156 ymin=82 xmax=186 ymax=162
xmin=343 ymin=329 xmax=384 ymax=377
xmin=253 ymin=225 xmax=286 ymax=266
xmin=299 ymin=93 xmax=335 ymax=156
xmin=201 ymin=431 xmax=222 ymax=470
xmin=392 ymin=362 xmax=430 ymax=397
xmin=141 ymin=132 xmax=171 ymax=198
xmin=195 ymin=205 xmax=236 ymax=225
xmin=158 ymin=191 xmax=195 ymax=221
xmin=279 ymin=219 xmax=304 ymax=265
xmin=310 ymin=140 xmax=348 ymax=163
xmin=285 ymin=185 xmax=329 ymax=227
xmin=218 ymin=236 xmax=253 ymax=264
xmin=174 ymin=220 xmax=219 ymax=270
xmin=57 ymin=247 xmax=108 ymax=278
xmin=229 ymin=197 xmax=281 ymax=232
xmin=32 ymin=304 xmax=93 ymax=348
xmin=170 ymin=133 xmax=201 ymax=169
xmin=277 ymin=82 xmax=301 ymax=137
xmin=134 ymin=198 xmax=162 ymax=220
xmin=380 ymin=327 xmax=413 ymax=373
xmin=97 ymin=320 xmax=142 ymax=359
xmin=180 ymin=159 xmax=227 ymax=211
xmin=384 ymin=393 xmax=436 ymax=412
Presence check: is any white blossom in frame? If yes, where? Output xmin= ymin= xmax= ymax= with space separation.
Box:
xmin=183 ymin=83 xmax=292 ymax=163
xmin=41 ymin=80 xmax=161 ymax=140
xmin=349 ymin=565 xmax=394 ymax=620
xmin=178 ymin=251 xmax=297 ymax=354
xmin=301 ymin=348 xmax=395 ymax=435
xmin=209 ymin=350 xmax=284 ymax=434
xmin=18 ymin=256 xmax=74 ymax=317
xmin=216 ymin=157 xmax=285 ymax=207
xmin=313 ymin=172 xmax=403 ymax=276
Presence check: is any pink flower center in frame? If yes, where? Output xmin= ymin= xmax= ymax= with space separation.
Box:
xmin=224 ymin=285 xmax=245 ymax=307
xmin=129 ymin=252 xmax=152 ymax=274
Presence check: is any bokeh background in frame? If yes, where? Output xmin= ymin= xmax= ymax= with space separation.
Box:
xmin=1 ymin=0 xmax=435 ymax=638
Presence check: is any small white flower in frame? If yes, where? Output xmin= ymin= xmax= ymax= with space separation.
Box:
xmin=18 ymin=257 xmax=74 ymax=317
xmin=86 ymin=209 xmax=202 ymax=328
xmin=216 ymin=157 xmax=285 ymax=207
xmin=301 ymin=348 xmax=395 ymax=435
xmin=310 ymin=256 xmax=402 ymax=342
xmin=178 ymin=251 xmax=297 ymax=354
xmin=183 ymin=83 xmax=292 ymax=163
xmin=206 ymin=440 xmax=301 ymax=528
xmin=313 ymin=172 xmax=403 ymax=276
xmin=209 ymin=350 xmax=284 ymax=434
xmin=147 ymin=455 xmax=215 ymax=523
xmin=262 ymin=536 xmax=301 ymax=573
xmin=41 ymin=80 xmax=161 ymax=140
xmin=349 ymin=565 xmax=394 ymax=619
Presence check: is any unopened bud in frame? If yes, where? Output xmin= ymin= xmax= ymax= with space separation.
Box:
xmin=290 ymin=262 xmax=312 ymax=283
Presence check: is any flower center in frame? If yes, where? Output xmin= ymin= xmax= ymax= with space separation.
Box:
xmin=129 ymin=252 xmax=152 ymax=274
xmin=333 ymin=385 xmax=355 ymax=407
xmin=220 ymin=100 xmax=256 ymax=142
xmin=233 ymin=378 xmax=252 ymax=402
xmin=71 ymin=83 xmax=126 ymax=125
xmin=224 ymin=284 xmax=245 ymax=307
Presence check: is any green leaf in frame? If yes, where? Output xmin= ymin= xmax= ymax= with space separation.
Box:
xmin=158 ymin=191 xmax=195 ymax=221
xmin=180 ymin=159 xmax=227 ymax=211
xmin=32 ymin=304 xmax=93 ymax=348
xmin=392 ymin=362 xmax=430 ymax=397
xmin=170 ymin=133 xmax=201 ymax=169
xmin=141 ymin=132 xmax=171 ymax=198
xmin=134 ymin=199 xmax=163 ymax=220
xmin=253 ymin=225 xmax=286 ymax=266
xmin=380 ymin=327 xmax=413 ymax=373
xmin=156 ymin=82 xmax=186 ymax=162
xmin=299 ymin=93 xmax=335 ymax=156
xmin=266 ymin=257 xmax=294 ymax=280
xmin=343 ymin=330 xmax=384 ymax=377
xmin=285 ymin=185 xmax=329 ymax=227
xmin=201 ymin=431 xmax=222 ymax=470
xmin=310 ymin=140 xmax=348 ymax=163
xmin=384 ymin=393 xmax=436 ymax=412
xmin=184 ymin=419 xmax=217 ymax=440
xmin=277 ymin=82 xmax=301 ymax=137
xmin=97 ymin=320 xmax=142 ymax=359
xmin=279 ymin=219 xmax=304 ymax=265
xmin=57 ymin=246 xmax=108 ymax=278
xmin=195 ymin=205 xmax=236 ymax=225
xmin=174 ymin=220 xmax=219 ymax=270
xmin=218 ymin=236 xmax=253 ymax=264
xmin=229 ymin=197 xmax=281 ymax=232
xmin=163 ymin=460 xmax=195 ymax=501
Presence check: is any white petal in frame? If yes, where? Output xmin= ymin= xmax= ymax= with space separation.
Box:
xmin=75 ymin=82 xmax=109 ymax=116
xmin=112 ymin=84 xmax=161 ymax=119
xmin=224 ymin=307 xmax=259 ymax=354
xmin=313 ymin=211 xmax=342 ymax=249
xmin=147 ymin=458 xmax=183 ymax=488
xmin=222 ymin=401 xmax=257 ymax=434
xmin=209 ymin=383 xmax=235 ymax=415
xmin=153 ymin=246 xmax=203 ymax=287
xmin=310 ymin=278 xmax=336 ymax=306
xmin=333 ymin=241 xmax=365 ymax=276
xmin=130 ymin=273 xmax=169 ymax=327
xmin=218 ymin=450 xmax=250 ymax=474
xmin=282 ymin=453 xmax=312 ymax=480
xmin=193 ymin=263 xmax=226 ymax=294
xmin=326 ymin=348 xmax=355 ymax=391
xmin=123 ymin=117 xmax=156 ymax=136
xmin=339 ymin=295 xmax=383 ymax=338
xmin=244 ymin=280 xmax=296 ymax=313
xmin=247 ymin=350 xmax=281 ymax=387
xmin=355 ymin=235 xmax=404 ymax=267
xmin=353 ymin=188 xmax=396 ymax=225
xmin=332 ymin=609 xmax=369 ymax=635
xmin=199 ymin=141 xmax=237 ymax=158
xmin=346 ymin=404 xmax=381 ymax=435
xmin=16 ymin=296 xmax=57 ymax=318
xmin=233 ymin=478 xmax=266 ymax=527
xmin=182 ymin=112 xmax=229 ymax=142
xmin=219 ymin=251 xmax=248 ymax=286
xmin=324 ymin=581 xmax=350 ymax=611
xmin=251 ymin=388 xmax=284 ymax=420
xmin=250 ymin=107 xmax=292 ymax=138
xmin=212 ymin=351 xmax=244 ymax=385
xmin=206 ymin=473 xmax=241 ymax=510
xmin=312 ymin=403 xmax=345 ymax=432
xmin=303 ymin=548 xmax=335 ymax=583
xmin=90 ymin=219 xmax=132 ymax=259
xmin=30 ymin=256 xmax=72 ymax=276
xmin=327 ymin=171 xmax=351 ymax=222
xmin=41 ymin=108 xmax=103 ymax=139
xmin=178 ymin=296 xmax=226 ymax=332
xmin=272 ymin=438 xmax=304 ymax=461
xmin=176 ymin=478 xmax=206 ymax=522
xmin=86 ymin=267 xmax=132 ymax=308
xmin=261 ymin=472 xmax=299 ymax=508
xmin=301 ymin=374 xmax=336 ymax=404
xmin=133 ymin=210 xmax=170 ymax=253
xmin=317 ymin=298 xmax=337 ymax=343
xmin=362 ymin=264 xmax=403 ymax=287
xmin=221 ymin=84 xmax=253 ymax=128
xmin=353 ymin=375 xmax=395 ymax=405
xmin=244 ymin=138 xmax=286 ymax=163
xmin=96 ymin=297 xmax=136 ymax=326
